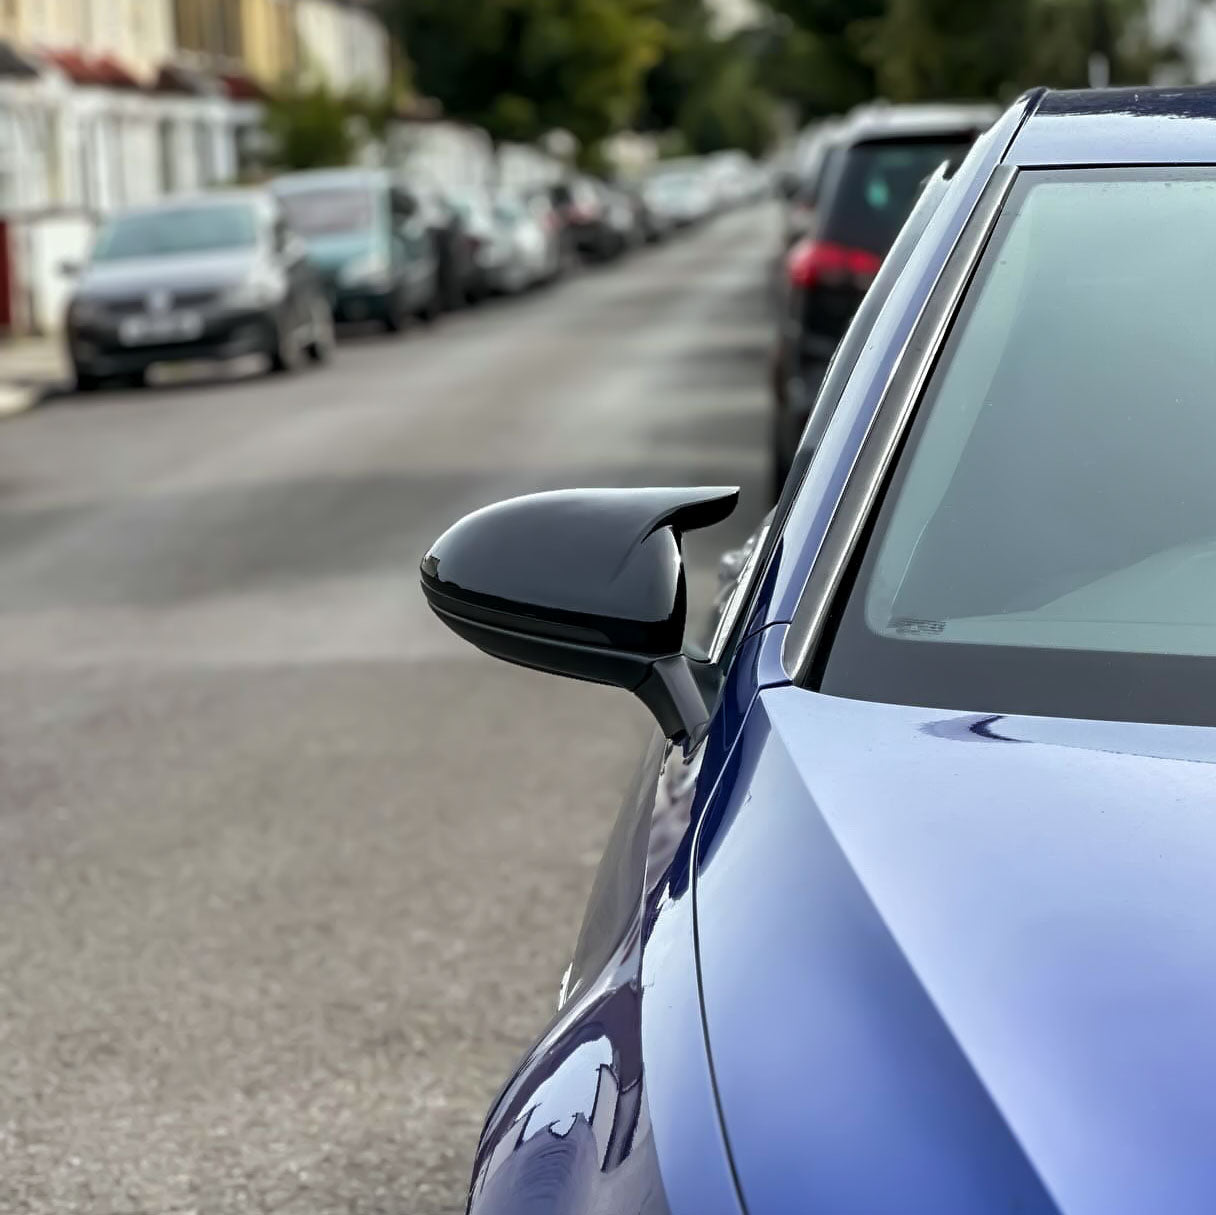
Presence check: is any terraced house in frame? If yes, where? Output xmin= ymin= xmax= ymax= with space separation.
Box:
xmin=0 ymin=0 xmax=393 ymax=335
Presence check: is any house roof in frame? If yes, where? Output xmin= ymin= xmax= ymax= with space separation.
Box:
xmin=218 ymin=71 xmax=266 ymax=102
xmin=41 ymin=50 xmax=142 ymax=89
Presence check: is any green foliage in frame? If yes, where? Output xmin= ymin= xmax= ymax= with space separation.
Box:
xmin=767 ymin=0 xmax=1170 ymax=114
xmin=1020 ymin=0 xmax=1168 ymax=89
xmin=763 ymin=0 xmax=884 ymax=115
xmin=859 ymin=0 xmax=1166 ymax=100
xmin=380 ymin=0 xmax=666 ymax=153
xmin=266 ymin=84 xmax=355 ymax=170
xmin=640 ymin=1 xmax=777 ymax=158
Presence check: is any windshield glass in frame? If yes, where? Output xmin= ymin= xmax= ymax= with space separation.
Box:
xmin=825 ymin=137 xmax=974 ymax=254
xmin=92 ymin=202 xmax=258 ymax=261
xmin=278 ymin=187 xmax=377 ymax=237
xmin=647 ymin=174 xmax=695 ymax=198
xmin=821 ymin=170 xmax=1216 ymax=726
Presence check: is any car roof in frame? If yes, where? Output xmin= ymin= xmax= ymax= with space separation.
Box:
xmin=833 ymin=101 xmax=999 ymax=148
xmin=1008 ymin=85 xmax=1216 ymax=166
xmin=272 ymin=168 xmax=389 ymax=192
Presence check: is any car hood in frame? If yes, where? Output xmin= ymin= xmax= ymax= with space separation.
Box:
xmin=77 ymin=250 xmax=257 ymax=300
xmin=301 ymin=232 xmax=379 ymax=273
xmin=694 ymin=686 xmax=1216 ymax=1215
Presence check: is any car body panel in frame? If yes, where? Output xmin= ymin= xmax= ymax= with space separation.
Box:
xmin=464 ymin=624 xmax=788 ymax=1215
xmin=64 ymin=190 xmax=325 ymax=380
xmin=696 ymin=684 xmax=1216 ymax=1214
xmin=457 ymin=86 xmax=1216 ymax=1215
xmin=273 ymin=170 xmax=440 ymax=322
xmin=71 ymin=249 xmax=259 ymax=302
xmin=1009 ymin=85 xmax=1216 ymax=167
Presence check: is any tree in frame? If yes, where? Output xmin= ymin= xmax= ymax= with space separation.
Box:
xmin=265 ymin=84 xmax=355 ymax=170
xmin=772 ymin=0 xmax=1170 ymax=111
xmin=640 ymin=1 xmax=777 ymax=157
xmin=762 ymin=0 xmax=884 ymax=116
xmin=381 ymin=0 xmax=667 ymax=156
xmin=855 ymin=0 xmax=1029 ymax=100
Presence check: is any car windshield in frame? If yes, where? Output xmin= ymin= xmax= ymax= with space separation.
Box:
xmin=825 ymin=136 xmax=975 ymax=254
xmin=821 ymin=170 xmax=1216 ymax=726
xmin=278 ymin=187 xmax=376 ymax=237
xmin=647 ymin=174 xmax=694 ymax=197
xmin=92 ymin=202 xmax=258 ymax=261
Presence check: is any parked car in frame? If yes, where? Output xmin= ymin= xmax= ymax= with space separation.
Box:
xmin=449 ymin=191 xmax=504 ymax=301
xmin=550 ymin=176 xmax=624 ymax=262
xmin=599 ymin=181 xmax=644 ymax=253
xmin=488 ymin=193 xmax=562 ymax=293
xmin=273 ymin=168 xmax=440 ymax=332
xmin=527 ymin=184 xmax=577 ymax=271
xmin=65 ymin=189 xmax=332 ymax=391
xmin=778 ymin=119 xmax=841 ymax=249
xmin=407 ymin=184 xmax=482 ymax=312
xmin=771 ymin=101 xmax=996 ymax=493
xmin=617 ymin=181 xmax=668 ymax=244
xmin=421 ymin=85 xmax=1216 ymax=1215
xmin=643 ymin=168 xmax=714 ymax=229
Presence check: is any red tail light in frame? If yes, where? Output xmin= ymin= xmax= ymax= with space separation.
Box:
xmin=787 ymin=240 xmax=881 ymax=290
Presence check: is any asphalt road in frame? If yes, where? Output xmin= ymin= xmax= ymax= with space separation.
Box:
xmin=0 ymin=204 xmax=775 ymax=1214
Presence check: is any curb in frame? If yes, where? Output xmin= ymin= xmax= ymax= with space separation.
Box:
xmin=0 ymin=381 xmax=59 ymax=417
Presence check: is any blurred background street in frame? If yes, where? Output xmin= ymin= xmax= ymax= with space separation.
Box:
xmin=0 ymin=205 xmax=772 ymax=1214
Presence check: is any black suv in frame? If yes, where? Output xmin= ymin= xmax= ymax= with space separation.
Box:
xmin=771 ymin=103 xmax=996 ymax=493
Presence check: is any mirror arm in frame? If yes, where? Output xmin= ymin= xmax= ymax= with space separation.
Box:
xmin=635 ymin=653 xmax=718 ymax=745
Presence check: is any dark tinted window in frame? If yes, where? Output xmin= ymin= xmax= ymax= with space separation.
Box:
xmin=823 ymin=137 xmax=973 ymax=254
xmin=820 ymin=169 xmax=1216 ymax=726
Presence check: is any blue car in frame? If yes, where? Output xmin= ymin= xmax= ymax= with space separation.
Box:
xmin=421 ymin=86 xmax=1216 ymax=1215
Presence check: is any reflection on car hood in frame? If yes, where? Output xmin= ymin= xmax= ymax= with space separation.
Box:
xmin=301 ymin=232 xmax=378 ymax=272
xmin=695 ymin=687 xmax=1216 ymax=1215
xmin=77 ymin=250 xmax=257 ymax=299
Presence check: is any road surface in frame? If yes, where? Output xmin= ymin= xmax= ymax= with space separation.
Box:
xmin=0 ymin=205 xmax=775 ymax=1214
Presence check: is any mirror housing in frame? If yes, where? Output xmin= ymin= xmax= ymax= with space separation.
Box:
xmin=420 ymin=486 xmax=739 ymax=740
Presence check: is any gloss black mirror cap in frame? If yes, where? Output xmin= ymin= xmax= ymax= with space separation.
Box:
xmin=420 ymin=486 xmax=739 ymax=739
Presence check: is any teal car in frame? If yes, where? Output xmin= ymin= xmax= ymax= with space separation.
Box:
xmin=272 ymin=169 xmax=441 ymax=332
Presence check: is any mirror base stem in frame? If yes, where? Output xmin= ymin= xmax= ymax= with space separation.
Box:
xmin=636 ymin=654 xmax=714 ymax=744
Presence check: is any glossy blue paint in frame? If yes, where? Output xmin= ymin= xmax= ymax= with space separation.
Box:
xmin=456 ymin=86 xmax=1216 ymax=1215
xmin=464 ymin=619 xmax=778 ymax=1215
xmin=695 ymin=687 xmax=1216 ymax=1214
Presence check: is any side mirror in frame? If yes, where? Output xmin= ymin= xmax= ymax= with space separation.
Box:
xmin=420 ymin=486 xmax=739 ymax=740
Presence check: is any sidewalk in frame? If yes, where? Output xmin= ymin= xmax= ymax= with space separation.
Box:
xmin=0 ymin=337 xmax=69 ymax=417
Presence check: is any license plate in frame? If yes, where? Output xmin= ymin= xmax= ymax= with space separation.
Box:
xmin=119 ymin=312 xmax=203 ymax=346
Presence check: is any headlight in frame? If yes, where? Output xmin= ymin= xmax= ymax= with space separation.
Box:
xmin=338 ymin=250 xmax=391 ymax=288
xmin=68 ymin=297 xmax=106 ymax=327
xmin=222 ymin=270 xmax=285 ymax=309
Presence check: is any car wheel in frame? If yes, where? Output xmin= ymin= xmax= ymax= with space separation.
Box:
xmin=382 ymin=288 xmax=409 ymax=333
xmin=74 ymin=372 xmax=102 ymax=393
xmin=270 ymin=310 xmax=307 ymax=374
xmin=306 ymin=296 xmax=335 ymax=364
xmin=417 ymin=289 xmax=441 ymax=324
